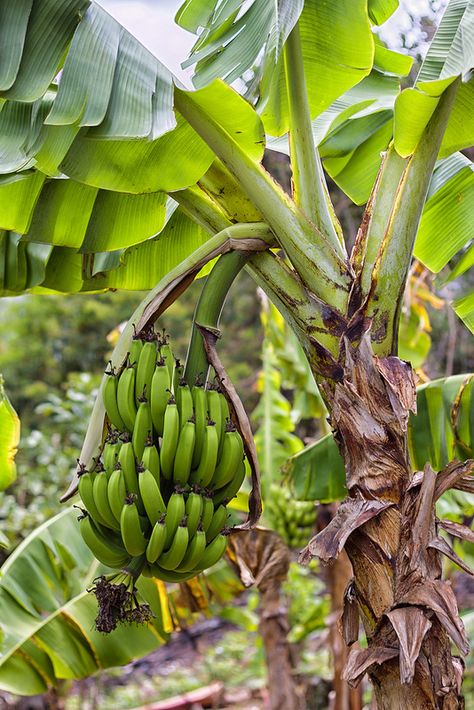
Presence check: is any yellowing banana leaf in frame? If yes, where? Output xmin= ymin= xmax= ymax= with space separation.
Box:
xmin=0 ymin=375 xmax=20 ymax=491
xmin=0 ymin=507 xmax=243 ymax=696
xmin=286 ymin=374 xmax=474 ymax=501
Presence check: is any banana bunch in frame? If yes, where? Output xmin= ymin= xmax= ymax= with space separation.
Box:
xmin=265 ymin=483 xmax=315 ymax=549
xmin=78 ymin=330 xmax=247 ymax=585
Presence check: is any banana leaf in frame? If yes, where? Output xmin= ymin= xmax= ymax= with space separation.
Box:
xmin=0 ymin=507 xmax=243 ymax=695
xmin=0 ymin=375 xmax=20 ymax=491
xmin=286 ymin=374 xmax=474 ymax=501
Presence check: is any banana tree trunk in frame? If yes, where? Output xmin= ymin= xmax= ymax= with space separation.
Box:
xmin=259 ymin=584 xmax=303 ymax=710
xmin=326 ymin=545 xmax=363 ymax=710
xmin=301 ymin=333 xmax=471 ymax=709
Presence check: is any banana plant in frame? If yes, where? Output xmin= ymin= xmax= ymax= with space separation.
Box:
xmin=0 ymin=0 xmax=473 ymax=705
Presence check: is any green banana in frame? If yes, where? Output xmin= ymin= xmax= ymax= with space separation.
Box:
xmin=117 ymin=364 xmax=137 ymax=433
xmin=79 ymin=513 xmax=130 ymax=568
xmin=164 ymin=490 xmax=185 ymax=548
xmin=78 ymin=470 xmax=108 ymax=527
xmin=158 ymin=336 xmax=175 ymax=378
xmin=200 ymin=494 xmax=214 ymax=532
xmin=172 ymin=359 xmax=184 ymax=399
xmin=158 ymin=522 xmax=189 ymax=570
xmin=136 ymin=340 xmax=157 ymax=403
xmin=205 ymin=504 xmax=229 ymax=543
xmin=147 ymin=564 xmax=197 ymax=583
xmin=212 ymin=460 xmax=246 ymax=507
xmin=177 ymin=528 xmax=207 ymax=572
xmin=190 ymin=422 xmax=219 ymax=487
xmin=177 ymin=383 xmax=194 ymax=429
xmin=103 ymin=369 xmax=125 ymax=432
xmin=160 ymin=398 xmax=180 ymax=479
xmin=210 ymin=428 xmax=244 ymax=489
xmin=92 ymin=471 xmax=120 ymax=530
xmin=103 ymin=440 xmax=122 ymax=473
xmin=220 ymin=392 xmax=230 ymax=430
xmin=185 ymin=490 xmax=203 ymax=539
xmin=196 ymin=532 xmax=228 ymax=571
xmin=191 ymin=385 xmax=207 ymax=468
xmin=132 ymin=400 xmax=152 ymax=460
xmin=129 ymin=335 xmax=143 ymax=366
xmin=146 ymin=518 xmax=167 ymax=563
xmin=150 ymin=360 xmax=171 ymax=436
xmin=120 ymin=498 xmax=148 ymax=556
xmin=141 ymin=442 xmax=160 ymax=483
xmin=207 ymin=389 xmax=224 ymax=451
xmin=173 ymin=420 xmax=195 ymax=485
xmin=107 ymin=468 xmax=127 ymax=523
xmin=138 ymin=467 xmax=166 ymax=525
xmin=118 ymin=441 xmax=144 ymax=513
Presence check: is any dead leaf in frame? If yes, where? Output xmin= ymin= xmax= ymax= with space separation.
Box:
xmin=434 ymin=460 xmax=474 ymax=501
xmin=341 ymin=581 xmax=359 ymax=645
xmin=386 ymin=607 xmax=432 ymax=684
xmin=342 ymin=645 xmax=398 ymax=687
xmin=298 ymin=497 xmax=393 ymax=564
xmin=428 ymin=537 xmax=474 ymax=576
xmin=398 ymin=579 xmax=469 ymax=656
xmin=438 ymin=519 xmax=474 ymax=544
xmin=226 ymin=528 xmax=289 ymax=593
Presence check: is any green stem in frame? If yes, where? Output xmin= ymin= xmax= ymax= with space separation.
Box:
xmin=184 ymin=250 xmax=250 ymax=386
xmin=363 ymin=79 xmax=459 ymax=355
xmin=173 ymin=184 xmax=231 ymax=234
xmin=283 ymin=24 xmax=344 ymax=253
xmin=174 ymin=88 xmax=351 ymax=311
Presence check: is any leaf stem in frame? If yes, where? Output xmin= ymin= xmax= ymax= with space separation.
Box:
xmin=362 ymin=78 xmax=460 ymax=354
xmin=184 ymin=251 xmax=250 ymax=386
xmin=174 ymin=87 xmax=351 ymax=310
xmin=283 ymin=23 xmax=344 ymax=253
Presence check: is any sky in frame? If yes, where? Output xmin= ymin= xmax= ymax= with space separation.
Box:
xmin=96 ymin=0 xmax=448 ymax=85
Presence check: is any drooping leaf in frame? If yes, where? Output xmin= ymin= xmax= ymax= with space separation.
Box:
xmin=0 ymin=375 xmax=20 ymax=491
xmin=453 ymin=291 xmax=474 ymax=333
xmin=179 ymin=0 xmax=303 ymax=89
xmin=287 ymin=375 xmax=474 ymax=501
xmin=81 ymin=209 xmax=210 ymax=291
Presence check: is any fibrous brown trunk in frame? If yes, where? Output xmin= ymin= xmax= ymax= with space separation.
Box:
xmin=327 ymin=548 xmax=363 ymax=710
xmin=301 ymin=333 xmax=473 ymax=709
xmin=227 ymin=529 xmax=303 ymax=710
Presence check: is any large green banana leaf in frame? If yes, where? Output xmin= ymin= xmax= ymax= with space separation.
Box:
xmin=0 ymin=506 xmax=243 ymax=696
xmin=394 ymin=0 xmax=474 ymax=158
xmin=177 ymin=0 xmax=375 ymax=133
xmin=286 ymin=374 xmax=474 ymax=501
xmin=0 ymin=375 xmax=20 ymax=491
